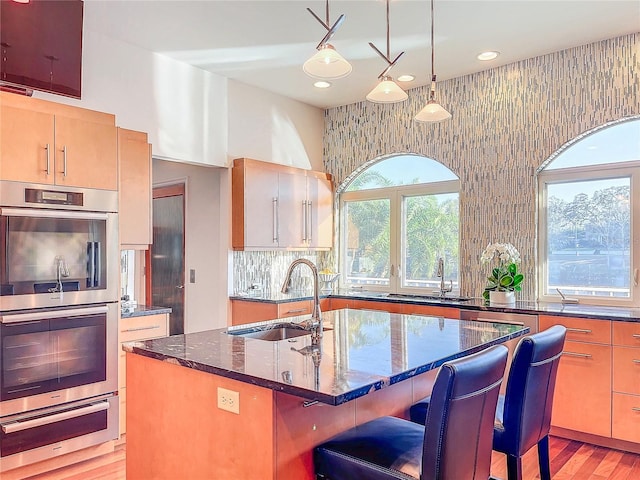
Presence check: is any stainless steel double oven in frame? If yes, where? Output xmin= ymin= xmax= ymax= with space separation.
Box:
xmin=0 ymin=181 xmax=119 ymax=472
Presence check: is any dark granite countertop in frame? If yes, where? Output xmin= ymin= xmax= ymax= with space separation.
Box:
xmin=229 ymin=290 xmax=640 ymax=322
xmin=123 ymin=309 xmax=527 ymax=405
xmin=120 ymin=305 xmax=172 ymax=319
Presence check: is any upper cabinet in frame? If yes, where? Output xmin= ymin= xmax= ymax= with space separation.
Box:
xmin=232 ymin=158 xmax=333 ymax=250
xmin=118 ymin=128 xmax=152 ymax=247
xmin=0 ymin=92 xmax=117 ymax=190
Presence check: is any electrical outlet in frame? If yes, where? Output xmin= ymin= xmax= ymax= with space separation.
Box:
xmin=217 ymin=387 xmax=240 ymax=414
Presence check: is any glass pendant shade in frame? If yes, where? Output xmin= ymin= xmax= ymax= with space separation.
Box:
xmin=303 ymin=44 xmax=352 ymax=80
xmin=366 ymin=76 xmax=408 ymax=103
xmin=415 ymin=99 xmax=452 ymax=123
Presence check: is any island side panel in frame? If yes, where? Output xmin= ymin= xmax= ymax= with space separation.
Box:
xmin=126 ymin=353 xmax=276 ymax=480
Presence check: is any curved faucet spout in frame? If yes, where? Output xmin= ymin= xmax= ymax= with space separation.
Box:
xmin=281 ymin=259 xmax=322 ymax=341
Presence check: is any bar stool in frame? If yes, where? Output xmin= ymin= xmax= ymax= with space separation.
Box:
xmin=410 ymin=325 xmax=567 ymax=480
xmin=314 ymin=344 xmax=508 ymax=480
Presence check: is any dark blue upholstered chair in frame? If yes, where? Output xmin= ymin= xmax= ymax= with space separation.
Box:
xmin=314 ymin=344 xmax=508 ymax=480
xmin=409 ymin=325 xmax=567 ymax=480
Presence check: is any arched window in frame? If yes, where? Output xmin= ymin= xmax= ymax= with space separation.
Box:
xmin=339 ymin=154 xmax=460 ymax=295
xmin=538 ymin=117 xmax=640 ymax=306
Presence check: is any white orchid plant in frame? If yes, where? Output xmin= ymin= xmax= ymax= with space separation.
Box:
xmin=480 ymin=243 xmax=524 ymax=300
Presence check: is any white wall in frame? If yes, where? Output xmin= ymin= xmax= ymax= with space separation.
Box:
xmin=32 ymin=30 xmax=324 ymax=170
xmin=227 ymin=80 xmax=324 ymax=171
xmin=152 ymin=159 xmax=229 ymax=332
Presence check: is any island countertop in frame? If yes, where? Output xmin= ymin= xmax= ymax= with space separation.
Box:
xmin=123 ymin=308 xmax=527 ymax=405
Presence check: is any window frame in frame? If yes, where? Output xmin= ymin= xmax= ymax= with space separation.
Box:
xmin=340 ymin=178 xmax=460 ymax=295
xmin=537 ymin=161 xmax=640 ymax=306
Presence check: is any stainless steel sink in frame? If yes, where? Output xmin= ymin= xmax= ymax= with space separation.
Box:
xmin=227 ymin=323 xmax=329 ymax=342
xmin=387 ymin=293 xmax=472 ymax=302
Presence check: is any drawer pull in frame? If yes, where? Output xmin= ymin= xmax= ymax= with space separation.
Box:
xmin=633 ymin=407 xmax=640 ymax=413
xmin=566 ymin=328 xmax=592 ymax=334
xmin=284 ymin=308 xmax=307 ymax=314
xmin=633 ymin=359 xmax=640 ymax=364
xmin=562 ymin=351 xmax=592 ymax=359
xmin=632 ymin=334 xmax=640 ymax=339
xmin=122 ymin=325 xmax=161 ymax=333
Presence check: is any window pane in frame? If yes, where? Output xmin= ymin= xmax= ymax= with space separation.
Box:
xmin=546 ymin=177 xmax=630 ymax=297
xmin=403 ymin=193 xmax=459 ymax=290
xmin=345 ymin=155 xmax=457 ymax=191
xmin=546 ymin=118 xmax=640 ymax=170
xmin=343 ymin=199 xmax=390 ymax=286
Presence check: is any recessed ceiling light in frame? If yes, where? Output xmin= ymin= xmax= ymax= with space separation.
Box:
xmin=314 ymin=81 xmax=332 ymax=89
xmin=397 ymin=75 xmax=415 ymax=82
xmin=477 ymin=51 xmax=500 ymax=61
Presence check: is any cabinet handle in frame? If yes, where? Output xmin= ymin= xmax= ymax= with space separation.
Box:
xmin=272 ymin=198 xmax=278 ymax=243
xmin=632 ymin=407 xmax=640 ymax=412
xmin=632 ymin=334 xmax=640 ymax=339
xmin=634 ymin=268 xmax=639 ymax=287
xmin=302 ymin=200 xmax=307 ymax=241
xmin=62 ymin=146 xmax=68 ymax=177
xmin=45 ymin=143 xmax=51 ymax=175
xmin=566 ymin=327 xmax=592 ymax=334
xmin=307 ymin=200 xmax=312 ymax=243
xmin=284 ymin=308 xmax=307 ymax=314
xmin=562 ymin=351 xmax=592 ymax=358
xmin=122 ymin=325 xmax=161 ymax=333
xmin=633 ymin=359 xmax=640 ymax=364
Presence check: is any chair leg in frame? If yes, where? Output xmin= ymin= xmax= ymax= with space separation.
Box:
xmin=506 ymin=454 xmax=523 ymax=480
xmin=537 ymin=435 xmax=551 ymax=480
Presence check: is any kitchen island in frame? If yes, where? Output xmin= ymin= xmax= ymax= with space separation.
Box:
xmin=124 ymin=309 xmax=527 ymax=480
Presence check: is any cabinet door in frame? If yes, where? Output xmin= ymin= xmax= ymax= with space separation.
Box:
xmin=54 ymin=115 xmax=118 ymax=190
xmin=401 ymin=304 xmax=460 ymax=318
xmin=278 ymin=300 xmax=312 ymax=318
xmin=612 ymin=392 xmax=640 ymax=443
xmin=278 ymin=171 xmax=307 ymax=248
xmin=0 ymin=105 xmax=54 ymax=184
xmin=551 ymin=340 xmax=611 ymax=437
xmin=307 ymin=175 xmax=333 ymax=249
xmin=242 ymin=167 xmax=280 ymax=249
xmin=231 ymin=300 xmax=278 ymax=325
xmin=118 ymin=128 xmax=152 ymax=246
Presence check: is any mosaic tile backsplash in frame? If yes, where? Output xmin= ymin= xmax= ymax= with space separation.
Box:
xmin=323 ymin=34 xmax=639 ymax=301
xmin=232 ymin=34 xmax=639 ymax=302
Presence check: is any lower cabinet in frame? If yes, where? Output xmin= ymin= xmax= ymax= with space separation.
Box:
xmin=612 ymin=321 xmax=640 ymax=443
xmin=231 ymin=299 xmax=313 ymax=326
xmin=539 ymin=315 xmax=614 ymax=439
xmin=119 ymin=312 xmax=169 ymax=435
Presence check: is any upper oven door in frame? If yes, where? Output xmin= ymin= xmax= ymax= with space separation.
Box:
xmin=0 ymin=208 xmax=118 ymax=310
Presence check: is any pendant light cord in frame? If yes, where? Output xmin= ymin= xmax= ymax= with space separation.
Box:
xmin=386 ymin=0 xmax=390 ymax=59
xmin=430 ymin=0 xmax=436 ymax=100
xmin=325 ymin=0 xmax=329 ymax=25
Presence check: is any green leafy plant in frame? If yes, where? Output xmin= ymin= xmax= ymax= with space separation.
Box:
xmin=480 ymin=243 xmax=524 ymax=300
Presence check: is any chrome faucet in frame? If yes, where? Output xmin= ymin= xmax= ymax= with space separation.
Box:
xmin=436 ymin=257 xmax=452 ymax=297
xmin=281 ymin=259 xmax=322 ymax=342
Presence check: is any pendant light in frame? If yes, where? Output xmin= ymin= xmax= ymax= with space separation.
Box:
xmin=415 ymin=0 xmax=451 ymax=122
xmin=366 ymin=0 xmax=407 ymax=104
xmin=303 ymin=0 xmax=352 ymax=80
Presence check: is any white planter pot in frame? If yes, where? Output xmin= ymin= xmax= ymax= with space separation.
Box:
xmin=489 ymin=290 xmax=515 ymax=305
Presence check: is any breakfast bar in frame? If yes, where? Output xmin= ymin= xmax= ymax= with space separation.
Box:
xmin=124 ymin=309 xmax=527 ymax=480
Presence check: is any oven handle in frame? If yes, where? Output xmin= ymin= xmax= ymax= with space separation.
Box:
xmin=1 ymin=401 xmax=110 ymax=434
xmin=0 ymin=305 xmax=109 ymax=324
xmin=0 ymin=207 xmax=108 ymax=221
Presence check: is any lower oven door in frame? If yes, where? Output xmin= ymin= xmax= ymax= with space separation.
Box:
xmin=0 ymin=393 xmax=118 ymax=472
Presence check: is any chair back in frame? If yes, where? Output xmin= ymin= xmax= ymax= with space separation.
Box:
xmin=501 ymin=325 xmax=566 ymax=455
xmin=421 ymin=345 xmax=508 ymax=480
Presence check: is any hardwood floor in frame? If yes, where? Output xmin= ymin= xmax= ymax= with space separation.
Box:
xmin=16 ymin=436 xmax=640 ymax=480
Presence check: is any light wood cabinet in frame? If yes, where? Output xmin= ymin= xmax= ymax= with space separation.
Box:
xmin=231 ymin=299 xmax=313 ymax=326
xmin=612 ymin=321 xmax=640 ymax=443
xmin=539 ymin=315 xmax=612 ymax=438
xmin=0 ymin=92 xmax=117 ymax=190
xmin=118 ymin=128 xmax=152 ymax=247
xmin=232 ymin=158 xmax=333 ymax=250
xmin=119 ymin=312 xmax=169 ymax=434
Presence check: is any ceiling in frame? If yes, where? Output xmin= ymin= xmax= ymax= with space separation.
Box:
xmin=83 ymin=0 xmax=640 ymax=109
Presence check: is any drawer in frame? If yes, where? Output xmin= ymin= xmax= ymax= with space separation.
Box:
xmin=277 ymin=300 xmax=312 ymax=318
xmin=612 ymin=392 xmax=640 ymax=443
xmin=539 ymin=315 xmax=611 ymax=344
xmin=613 ymin=321 xmax=640 ymax=347
xmin=120 ymin=313 xmax=168 ymax=343
xmin=402 ymin=304 xmax=459 ymax=318
xmin=613 ymin=346 xmax=640 ymax=395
